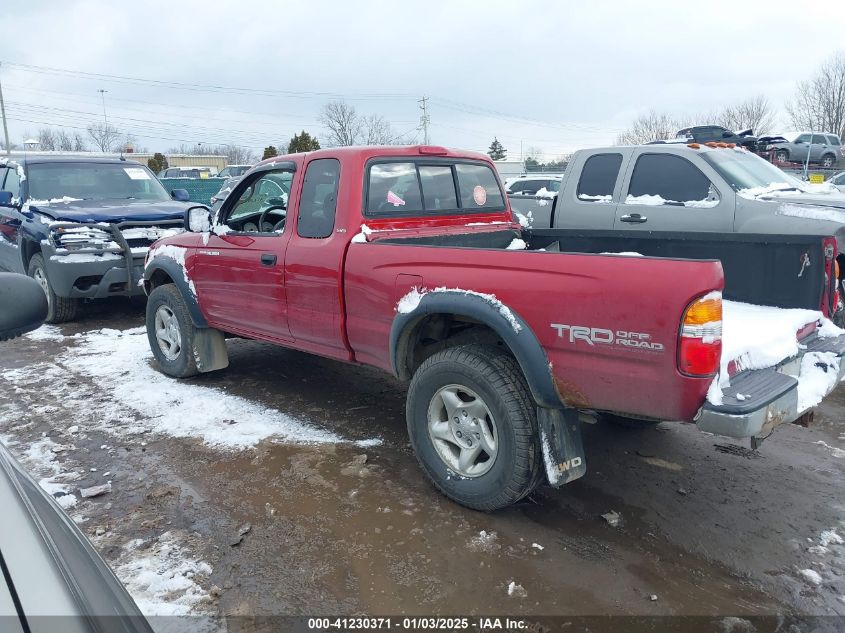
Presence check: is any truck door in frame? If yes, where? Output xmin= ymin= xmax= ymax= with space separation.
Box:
xmin=614 ymin=151 xmax=733 ymax=232
xmin=283 ymin=158 xmax=349 ymax=360
xmin=0 ymin=167 xmax=24 ymax=273
xmin=189 ymin=165 xmax=295 ymax=341
xmin=553 ymin=152 xmax=625 ymax=229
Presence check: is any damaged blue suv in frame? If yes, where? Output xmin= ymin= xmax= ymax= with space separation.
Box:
xmin=0 ymin=156 xmax=191 ymax=322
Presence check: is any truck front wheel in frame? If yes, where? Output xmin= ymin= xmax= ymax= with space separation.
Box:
xmin=27 ymin=253 xmax=78 ymax=323
xmin=146 ymin=284 xmax=199 ymax=378
xmin=406 ymin=344 xmax=543 ymax=511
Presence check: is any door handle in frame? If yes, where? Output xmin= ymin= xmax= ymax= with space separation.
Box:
xmin=260 ymin=253 xmax=277 ymax=266
xmin=620 ymin=213 xmax=648 ymax=224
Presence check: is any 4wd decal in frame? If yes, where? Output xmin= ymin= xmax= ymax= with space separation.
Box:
xmin=551 ymin=324 xmax=665 ymax=352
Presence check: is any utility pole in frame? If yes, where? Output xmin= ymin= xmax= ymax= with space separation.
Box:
xmin=98 ymin=89 xmax=108 ymax=126
xmin=0 ymin=62 xmax=11 ymax=156
xmin=418 ymin=96 xmax=430 ymax=144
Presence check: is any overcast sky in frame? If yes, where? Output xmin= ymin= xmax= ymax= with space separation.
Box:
xmin=1 ymin=0 xmax=844 ymax=160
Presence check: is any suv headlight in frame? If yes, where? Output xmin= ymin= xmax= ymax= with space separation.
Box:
xmin=51 ymin=225 xmax=119 ymax=253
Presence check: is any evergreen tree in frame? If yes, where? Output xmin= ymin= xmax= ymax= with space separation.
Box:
xmin=262 ymin=145 xmax=279 ymax=160
xmin=288 ymin=130 xmax=321 ymax=153
xmin=147 ymin=153 xmax=169 ymax=174
xmin=487 ymin=137 xmax=507 ymax=160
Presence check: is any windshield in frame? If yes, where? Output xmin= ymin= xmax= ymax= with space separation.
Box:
xmin=27 ymin=162 xmax=171 ymax=202
xmin=700 ymin=150 xmax=797 ymax=194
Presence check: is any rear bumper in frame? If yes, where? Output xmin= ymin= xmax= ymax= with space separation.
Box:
xmin=696 ymin=334 xmax=845 ymax=439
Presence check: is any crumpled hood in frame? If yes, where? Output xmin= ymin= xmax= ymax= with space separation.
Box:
xmin=28 ymin=198 xmax=188 ymax=224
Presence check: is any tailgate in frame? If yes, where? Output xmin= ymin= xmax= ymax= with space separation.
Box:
xmin=697 ymin=301 xmax=845 ymax=441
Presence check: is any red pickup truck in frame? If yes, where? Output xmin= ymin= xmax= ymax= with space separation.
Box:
xmin=142 ymin=145 xmax=845 ymax=510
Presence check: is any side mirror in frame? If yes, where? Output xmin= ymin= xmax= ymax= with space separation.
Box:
xmin=0 ymin=191 xmax=14 ymax=207
xmin=171 ymin=188 xmax=190 ymax=202
xmin=184 ymin=205 xmax=212 ymax=232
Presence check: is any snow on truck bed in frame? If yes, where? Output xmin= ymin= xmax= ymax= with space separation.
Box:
xmin=709 ymin=301 xmax=844 ymax=409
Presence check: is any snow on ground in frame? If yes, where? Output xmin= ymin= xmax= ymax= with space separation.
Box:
xmin=0 ymin=433 xmax=80 ymax=509
xmin=56 ymin=327 xmax=379 ymax=449
xmin=24 ymin=325 xmax=67 ymax=341
xmin=5 ymin=327 xmax=380 ymax=450
xmin=114 ymin=531 xmax=213 ymax=616
xmin=708 ymin=301 xmax=844 ymax=406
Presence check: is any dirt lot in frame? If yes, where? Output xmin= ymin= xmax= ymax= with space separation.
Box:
xmin=1 ymin=299 xmax=844 ymax=628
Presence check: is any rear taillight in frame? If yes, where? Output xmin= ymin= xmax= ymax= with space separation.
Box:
xmin=678 ymin=292 xmax=722 ymax=377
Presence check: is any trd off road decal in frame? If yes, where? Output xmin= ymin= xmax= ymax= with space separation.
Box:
xmin=550 ymin=324 xmax=664 ymax=352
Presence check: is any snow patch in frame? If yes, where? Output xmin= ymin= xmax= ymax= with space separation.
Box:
xmin=578 ymin=194 xmax=612 ymax=203
xmin=777 ymin=203 xmax=845 ymax=224
xmin=24 ymin=325 xmax=66 ymax=341
xmin=351 ymin=224 xmax=373 ymax=244
xmin=797 ymin=352 xmax=840 ymax=412
xmin=114 ymin=531 xmax=212 ymax=616
xmin=146 ymin=244 xmax=196 ymax=296
xmin=599 ymin=251 xmax=643 ymax=257
xmin=56 ymin=327 xmax=379 ymax=449
xmin=625 ymin=194 xmax=718 ymax=208
xmin=798 ymin=569 xmax=822 ymax=586
xmin=506 ymin=238 xmax=527 ymax=250
xmin=395 ymin=287 xmax=522 ymax=333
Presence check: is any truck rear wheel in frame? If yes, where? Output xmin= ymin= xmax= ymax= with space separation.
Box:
xmin=146 ymin=284 xmax=199 ymax=378
xmin=406 ymin=344 xmax=543 ymax=511
xmin=27 ymin=253 xmax=78 ymax=323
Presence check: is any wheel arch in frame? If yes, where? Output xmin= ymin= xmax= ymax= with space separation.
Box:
xmin=390 ymin=291 xmax=561 ymax=408
xmin=143 ymin=258 xmax=208 ymax=328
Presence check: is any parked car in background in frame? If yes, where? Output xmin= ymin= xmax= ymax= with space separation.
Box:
xmin=674 ymin=125 xmax=757 ymax=148
xmin=766 ymin=132 xmax=842 ymax=167
xmin=0 ymin=156 xmax=190 ymax=322
xmin=217 ymin=164 xmax=253 ymax=178
xmin=504 ymin=175 xmax=562 ymax=195
xmin=832 ymin=172 xmax=845 ymax=192
xmin=507 ymin=144 xmax=845 ymax=321
xmin=159 ymin=166 xmax=217 ymax=178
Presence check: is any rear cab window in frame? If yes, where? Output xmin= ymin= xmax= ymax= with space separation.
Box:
xmin=577 ymin=153 xmax=622 ymax=203
xmin=365 ymin=159 xmax=504 ymax=217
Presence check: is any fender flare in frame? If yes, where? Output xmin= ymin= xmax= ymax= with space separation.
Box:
xmin=143 ymin=257 xmax=208 ymax=328
xmin=390 ymin=291 xmax=561 ymax=408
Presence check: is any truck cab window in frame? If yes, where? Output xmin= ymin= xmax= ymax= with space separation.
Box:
xmin=627 ymin=154 xmax=713 ymax=205
xmin=455 ymin=163 xmax=504 ymax=210
xmin=224 ymin=170 xmax=292 ymax=233
xmin=298 ymin=159 xmax=340 ymax=239
xmin=367 ymin=162 xmax=423 ymax=214
xmin=419 ymin=165 xmax=458 ymax=211
xmin=577 ymin=153 xmax=622 ymax=202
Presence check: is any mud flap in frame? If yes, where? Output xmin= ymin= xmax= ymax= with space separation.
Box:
xmin=192 ymin=328 xmax=229 ymax=373
xmin=538 ymin=407 xmax=586 ymax=487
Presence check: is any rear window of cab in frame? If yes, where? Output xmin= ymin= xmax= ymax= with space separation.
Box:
xmin=365 ymin=159 xmax=505 ymax=216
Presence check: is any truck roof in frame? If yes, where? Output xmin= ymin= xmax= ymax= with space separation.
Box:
xmin=254 ymin=144 xmax=493 ymax=167
xmin=5 ymin=155 xmax=143 ymax=166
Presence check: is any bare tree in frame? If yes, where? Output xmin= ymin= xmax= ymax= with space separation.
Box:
xmin=362 ymin=114 xmax=394 ymax=145
xmin=525 ymin=146 xmax=544 ymax=162
xmin=55 ymin=129 xmax=73 ymax=151
xmin=616 ymin=110 xmax=681 ymax=145
xmin=786 ymin=51 xmax=845 ymax=138
xmin=717 ymin=95 xmax=775 ymax=135
xmin=87 ymin=123 xmax=122 ymax=152
xmin=71 ymin=132 xmax=87 ymax=152
xmin=37 ymin=128 xmax=57 ymax=151
xmin=319 ymin=101 xmax=363 ymax=146
xmin=206 ymin=143 xmax=256 ymax=165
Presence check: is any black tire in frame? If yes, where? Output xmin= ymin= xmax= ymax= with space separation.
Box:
xmin=821 ymin=154 xmax=836 ymax=168
xmin=776 ymin=149 xmax=789 ymax=162
xmin=145 ymin=284 xmax=199 ymax=378
xmin=406 ymin=344 xmax=543 ymax=511
xmin=27 ymin=253 xmax=78 ymax=323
